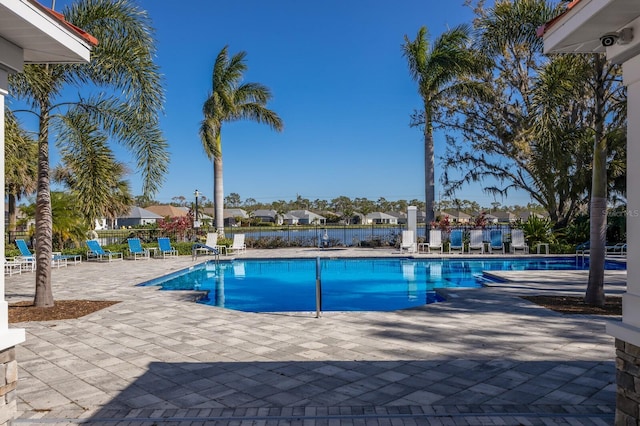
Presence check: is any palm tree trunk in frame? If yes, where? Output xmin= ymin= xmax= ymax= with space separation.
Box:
xmin=424 ymin=126 xmax=435 ymax=238
xmin=214 ymin=153 xmax=224 ymax=237
xmin=7 ymin=191 xmax=16 ymax=235
xmin=585 ymin=54 xmax=607 ymax=307
xmin=34 ymin=108 xmax=53 ymax=308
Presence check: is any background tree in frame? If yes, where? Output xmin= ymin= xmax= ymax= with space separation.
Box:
xmin=52 ymin=109 xmax=133 ymax=227
xmin=402 ymin=24 xmax=486 ymax=235
xmin=441 ymin=0 xmax=593 ymax=227
xmin=21 ymin=192 xmax=87 ymax=250
xmin=225 ymin=192 xmax=242 ymax=207
xmin=200 ymin=46 xmax=283 ymax=236
xmin=5 ymin=111 xmax=37 ymax=234
xmin=8 ymin=0 xmax=167 ymax=307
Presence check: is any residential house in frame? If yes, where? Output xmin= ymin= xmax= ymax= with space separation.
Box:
xmin=253 ymin=209 xmax=282 ymax=225
xmin=224 ymin=208 xmax=248 ymax=227
xmin=493 ymin=211 xmax=518 ymax=223
xmin=334 ymin=211 xmax=365 ymax=225
xmin=281 ymin=213 xmax=299 ymax=225
xmin=116 ymin=206 xmax=163 ymax=228
xmin=146 ymin=205 xmax=190 ymax=219
xmin=288 ymin=210 xmax=326 ymax=225
xmin=365 ymin=212 xmax=398 ymax=225
xmin=519 ymin=211 xmax=546 ymax=222
xmin=386 ymin=211 xmax=408 ymax=225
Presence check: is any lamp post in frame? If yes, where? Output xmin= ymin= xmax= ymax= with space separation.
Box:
xmin=194 ymin=189 xmax=201 ymax=229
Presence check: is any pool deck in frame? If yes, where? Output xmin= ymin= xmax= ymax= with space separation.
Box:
xmin=5 ymin=247 xmax=627 ymax=425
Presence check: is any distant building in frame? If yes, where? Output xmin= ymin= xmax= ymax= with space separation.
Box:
xmin=493 ymin=211 xmax=518 ymax=223
xmin=116 ymin=206 xmax=163 ymax=228
xmin=253 ymin=209 xmax=281 ymax=224
xmin=386 ymin=211 xmax=408 ymax=224
xmin=288 ymin=210 xmax=326 ymax=225
xmin=365 ymin=212 xmax=398 ymax=225
xmin=146 ymin=205 xmax=190 ymax=219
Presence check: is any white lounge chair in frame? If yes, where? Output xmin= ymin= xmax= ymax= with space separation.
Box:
xmin=400 ymin=230 xmax=417 ymax=253
xmin=468 ymin=229 xmax=484 ymax=254
xmin=195 ymin=233 xmax=225 ymax=256
xmin=426 ymin=230 xmax=443 ymax=253
xmin=510 ymin=229 xmax=529 ymax=253
xmin=227 ymin=234 xmax=246 ymax=255
xmin=4 ymin=258 xmax=22 ymax=276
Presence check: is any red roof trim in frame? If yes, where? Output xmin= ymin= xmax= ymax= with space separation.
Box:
xmin=536 ymin=0 xmax=583 ymax=37
xmin=28 ymin=0 xmax=98 ymax=46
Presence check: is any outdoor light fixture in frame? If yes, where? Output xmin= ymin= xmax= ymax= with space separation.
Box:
xmin=194 ymin=189 xmax=201 ymax=228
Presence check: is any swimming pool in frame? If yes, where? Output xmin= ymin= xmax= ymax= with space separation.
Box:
xmin=141 ymin=257 xmax=625 ymax=313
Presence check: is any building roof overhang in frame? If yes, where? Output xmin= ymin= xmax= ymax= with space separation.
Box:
xmin=0 ymin=0 xmax=97 ymax=72
xmin=538 ymin=0 xmax=640 ymax=63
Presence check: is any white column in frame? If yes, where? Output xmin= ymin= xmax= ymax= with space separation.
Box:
xmin=407 ymin=206 xmax=417 ymax=236
xmin=607 ymin=54 xmax=640 ymax=345
xmin=0 ymin=68 xmax=25 ymax=351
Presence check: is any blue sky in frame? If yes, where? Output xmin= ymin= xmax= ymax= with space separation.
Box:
xmin=48 ymin=0 xmax=533 ymax=208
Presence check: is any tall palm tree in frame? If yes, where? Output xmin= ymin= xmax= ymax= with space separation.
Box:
xmin=402 ymin=25 xmax=486 ymax=237
xmin=200 ymin=46 xmax=283 ymax=236
xmin=8 ymin=0 xmax=167 ymax=307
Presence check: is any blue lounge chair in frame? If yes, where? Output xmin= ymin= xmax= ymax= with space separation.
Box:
xmin=86 ymin=239 xmax=123 ymax=262
xmin=127 ymin=238 xmax=150 ymax=260
xmin=15 ymin=239 xmax=35 ymax=261
xmin=489 ymin=230 xmax=505 ymax=254
xmin=449 ymin=229 xmax=464 ymax=254
xmin=14 ymin=239 xmax=36 ymax=271
xmin=16 ymin=238 xmax=69 ymax=268
xmin=157 ymin=237 xmax=178 ymax=258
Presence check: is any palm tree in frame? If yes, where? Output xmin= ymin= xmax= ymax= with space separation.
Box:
xmin=402 ymin=25 xmax=486 ymax=237
xmin=8 ymin=0 xmax=167 ymax=307
xmin=200 ymin=46 xmax=283 ymax=236
xmin=53 ymin=109 xmax=134 ymax=227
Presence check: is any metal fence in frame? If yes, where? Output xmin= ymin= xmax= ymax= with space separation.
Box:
xmin=6 ymin=223 xmax=518 ymax=250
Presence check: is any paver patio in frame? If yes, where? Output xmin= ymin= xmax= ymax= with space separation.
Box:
xmin=5 ymin=248 xmax=626 ymax=425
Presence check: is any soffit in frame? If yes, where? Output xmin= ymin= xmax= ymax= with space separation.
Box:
xmin=0 ymin=0 xmax=94 ymax=66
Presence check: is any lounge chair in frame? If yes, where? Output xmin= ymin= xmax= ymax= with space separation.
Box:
xmin=4 ymin=258 xmax=22 ymax=276
xmin=15 ymin=239 xmax=35 ymax=263
xmin=194 ymin=233 xmax=224 ymax=256
xmin=127 ymin=238 xmax=150 ymax=260
xmin=427 ymin=230 xmax=443 ymax=254
xmin=400 ymin=230 xmax=417 ymax=253
xmin=607 ymin=242 xmax=627 ymax=256
xmin=52 ymin=252 xmax=82 ymax=265
xmin=449 ymin=229 xmax=464 ymax=254
xmin=510 ymin=229 xmax=529 ymax=253
xmin=157 ymin=237 xmax=178 ymax=258
xmin=468 ymin=229 xmax=484 ymax=254
xmin=489 ymin=230 xmax=505 ymax=254
xmin=226 ymin=234 xmax=246 ymax=255
xmin=86 ymin=239 xmax=123 ymax=262
xmin=15 ymin=238 xmax=65 ymax=268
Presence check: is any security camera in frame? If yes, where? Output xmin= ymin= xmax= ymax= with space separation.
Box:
xmin=600 ymin=32 xmax=619 ymax=47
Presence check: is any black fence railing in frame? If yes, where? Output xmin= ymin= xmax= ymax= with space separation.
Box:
xmin=6 ymin=223 xmax=519 ymax=250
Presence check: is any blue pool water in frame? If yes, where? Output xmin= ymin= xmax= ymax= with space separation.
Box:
xmin=141 ymin=257 xmax=625 ymax=313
